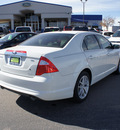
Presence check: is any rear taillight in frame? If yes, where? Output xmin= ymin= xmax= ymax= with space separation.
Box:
xmin=36 ymin=56 xmax=59 ymax=76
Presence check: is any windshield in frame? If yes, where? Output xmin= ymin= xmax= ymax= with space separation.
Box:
xmin=16 ymin=27 xmax=31 ymax=32
xmin=112 ymin=30 xmax=120 ymax=37
xmin=20 ymin=33 xmax=74 ymax=48
xmin=0 ymin=33 xmax=17 ymax=42
xmin=44 ymin=28 xmax=59 ymax=32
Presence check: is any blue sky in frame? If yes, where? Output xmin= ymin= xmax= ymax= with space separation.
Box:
xmin=0 ymin=0 xmax=120 ymax=25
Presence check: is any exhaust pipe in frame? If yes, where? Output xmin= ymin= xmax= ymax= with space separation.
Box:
xmin=0 ymin=86 xmax=4 ymax=89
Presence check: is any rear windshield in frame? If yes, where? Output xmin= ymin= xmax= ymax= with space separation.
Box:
xmin=20 ymin=33 xmax=74 ymax=48
xmin=16 ymin=27 xmax=31 ymax=32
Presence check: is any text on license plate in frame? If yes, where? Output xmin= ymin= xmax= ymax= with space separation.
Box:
xmin=10 ymin=57 xmax=20 ymax=65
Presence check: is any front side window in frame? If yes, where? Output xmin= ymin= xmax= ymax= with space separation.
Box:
xmin=83 ymin=35 xmax=100 ymax=50
xmin=95 ymin=35 xmax=112 ymax=49
xmin=15 ymin=34 xmax=27 ymax=42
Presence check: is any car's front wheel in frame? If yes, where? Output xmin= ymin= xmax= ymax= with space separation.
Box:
xmin=74 ymin=71 xmax=90 ymax=103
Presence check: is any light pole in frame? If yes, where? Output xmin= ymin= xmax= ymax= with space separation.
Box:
xmin=80 ymin=0 xmax=88 ymax=25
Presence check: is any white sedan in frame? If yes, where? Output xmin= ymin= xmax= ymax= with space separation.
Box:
xmin=0 ymin=31 xmax=120 ymax=102
xmin=109 ymin=29 xmax=120 ymax=45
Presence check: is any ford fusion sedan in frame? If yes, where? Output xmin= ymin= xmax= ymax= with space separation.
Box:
xmin=0 ymin=31 xmax=120 ymax=102
xmin=0 ymin=32 xmax=36 ymax=49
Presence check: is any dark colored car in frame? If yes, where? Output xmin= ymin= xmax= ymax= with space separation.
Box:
xmin=63 ymin=26 xmax=72 ymax=31
xmin=0 ymin=32 xmax=36 ymax=49
xmin=73 ymin=26 xmax=88 ymax=31
xmin=103 ymin=31 xmax=114 ymax=36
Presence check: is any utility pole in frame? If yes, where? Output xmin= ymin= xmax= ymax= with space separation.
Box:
xmin=80 ymin=0 xmax=88 ymax=25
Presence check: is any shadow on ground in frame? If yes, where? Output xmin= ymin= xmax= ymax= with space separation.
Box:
xmin=16 ymin=74 xmax=120 ymax=129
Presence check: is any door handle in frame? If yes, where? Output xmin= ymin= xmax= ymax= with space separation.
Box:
xmin=88 ymin=55 xmax=94 ymax=59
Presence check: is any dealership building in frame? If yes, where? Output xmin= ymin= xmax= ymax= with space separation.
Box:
xmin=0 ymin=0 xmax=102 ymax=32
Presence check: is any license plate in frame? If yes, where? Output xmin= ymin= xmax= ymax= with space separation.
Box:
xmin=10 ymin=57 xmax=20 ymax=65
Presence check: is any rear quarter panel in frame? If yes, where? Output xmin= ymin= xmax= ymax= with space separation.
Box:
xmin=45 ymin=33 xmax=91 ymax=84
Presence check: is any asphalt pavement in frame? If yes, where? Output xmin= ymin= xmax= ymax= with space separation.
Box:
xmin=0 ymin=73 xmax=120 ymax=130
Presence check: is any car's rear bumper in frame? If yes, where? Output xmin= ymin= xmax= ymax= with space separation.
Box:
xmin=0 ymin=71 xmax=75 ymax=101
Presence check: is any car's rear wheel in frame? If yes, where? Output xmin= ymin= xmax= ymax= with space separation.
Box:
xmin=74 ymin=71 xmax=90 ymax=102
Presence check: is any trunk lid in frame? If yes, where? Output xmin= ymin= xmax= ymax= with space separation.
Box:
xmin=0 ymin=46 xmax=61 ymax=77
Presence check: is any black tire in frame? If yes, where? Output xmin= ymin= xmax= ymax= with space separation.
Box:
xmin=116 ymin=60 xmax=120 ymax=74
xmin=73 ymin=71 xmax=90 ymax=103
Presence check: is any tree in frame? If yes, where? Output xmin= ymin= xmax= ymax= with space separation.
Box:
xmin=100 ymin=16 xmax=115 ymax=30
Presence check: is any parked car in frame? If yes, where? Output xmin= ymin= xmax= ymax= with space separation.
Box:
xmin=0 ymin=31 xmax=120 ymax=102
xmin=95 ymin=28 xmax=103 ymax=34
xmin=44 ymin=27 xmax=60 ymax=32
xmin=73 ymin=26 xmax=88 ymax=31
xmin=108 ymin=29 xmax=120 ymax=45
xmin=102 ymin=31 xmax=114 ymax=36
xmin=63 ymin=26 xmax=72 ymax=31
xmin=0 ymin=26 xmax=9 ymax=38
xmin=15 ymin=26 xmax=33 ymax=32
xmin=0 ymin=32 xmax=36 ymax=49
xmin=89 ymin=28 xmax=98 ymax=33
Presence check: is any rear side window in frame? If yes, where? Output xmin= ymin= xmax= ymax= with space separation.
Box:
xmin=21 ymin=33 xmax=74 ymax=48
xmin=83 ymin=35 xmax=100 ymax=50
